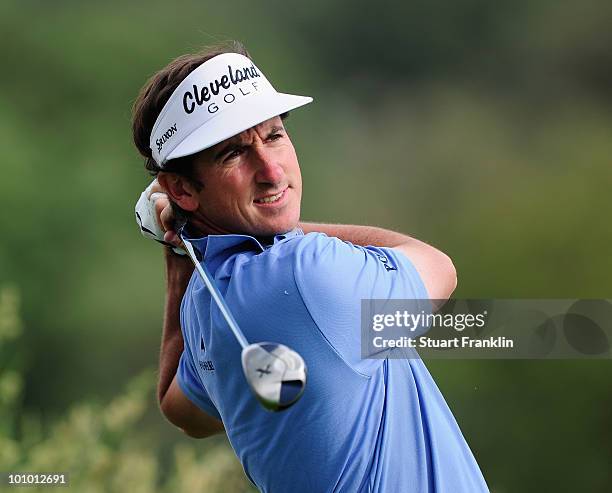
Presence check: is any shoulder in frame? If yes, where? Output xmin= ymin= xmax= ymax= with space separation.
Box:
xmin=284 ymin=232 xmax=364 ymax=279
xmin=287 ymin=232 xmax=429 ymax=301
xmin=228 ymin=233 xmax=356 ymax=307
xmin=289 ymin=231 xmax=369 ymax=263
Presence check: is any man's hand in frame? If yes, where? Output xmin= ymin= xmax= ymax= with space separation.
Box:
xmin=148 ymin=180 xmax=183 ymax=249
xmin=135 ymin=179 xmax=184 ymax=253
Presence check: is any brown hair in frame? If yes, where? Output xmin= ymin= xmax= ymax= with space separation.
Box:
xmin=131 ymin=40 xmax=250 ymax=180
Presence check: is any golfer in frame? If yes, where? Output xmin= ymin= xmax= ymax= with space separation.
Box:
xmin=132 ymin=42 xmax=489 ymax=492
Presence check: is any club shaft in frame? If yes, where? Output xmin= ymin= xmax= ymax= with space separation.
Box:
xmin=181 ymin=237 xmax=249 ymax=349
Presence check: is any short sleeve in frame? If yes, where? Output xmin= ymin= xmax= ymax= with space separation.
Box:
xmin=177 ymin=350 xmax=221 ymax=420
xmin=293 ymin=233 xmax=431 ymax=373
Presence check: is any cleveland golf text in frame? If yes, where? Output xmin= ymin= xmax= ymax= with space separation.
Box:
xmin=183 ymin=63 xmax=261 ymax=114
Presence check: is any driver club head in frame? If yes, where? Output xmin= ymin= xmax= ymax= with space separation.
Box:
xmin=241 ymin=342 xmax=307 ymax=412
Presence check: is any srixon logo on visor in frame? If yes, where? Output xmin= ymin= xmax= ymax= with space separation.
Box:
xmin=156 ymin=123 xmax=178 ymax=152
xmin=182 ymin=63 xmax=261 ymax=115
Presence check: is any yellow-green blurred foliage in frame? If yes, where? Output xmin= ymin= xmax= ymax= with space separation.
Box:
xmin=0 ymin=287 xmax=255 ymax=492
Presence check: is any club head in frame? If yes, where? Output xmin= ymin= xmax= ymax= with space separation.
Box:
xmin=241 ymin=342 xmax=307 ymax=412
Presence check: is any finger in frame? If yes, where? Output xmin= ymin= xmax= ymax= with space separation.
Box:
xmin=150 ymin=192 xmax=167 ymax=203
xmin=153 ymin=194 xmax=170 ymax=223
xmin=160 ymin=203 xmax=177 ymax=233
xmin=146 ymin=178 xmax=165 ymax=198
xmin=164 ymin=230 xmax=182 ymax=248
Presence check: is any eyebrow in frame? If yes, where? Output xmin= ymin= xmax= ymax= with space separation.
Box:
xmin=213 ymin=125 xmax=285 ymax=161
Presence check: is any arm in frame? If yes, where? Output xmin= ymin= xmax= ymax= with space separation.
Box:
xmin=157 ymin=249 xmax=191 ymax=404
xmin=138 ymin=181 xmax=223 ymax=437
xmin=158 ymin=247 xmax=225 ymax=438
xmin=299 ymin=222 xmax=457 ymax=300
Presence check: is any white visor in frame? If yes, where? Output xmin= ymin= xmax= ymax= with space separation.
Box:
xmin=149 ymin=53 xmax=313 ymax=166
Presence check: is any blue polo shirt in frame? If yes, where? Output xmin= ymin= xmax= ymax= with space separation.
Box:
xmin=178 ymin=229 xmax=489 ymax=492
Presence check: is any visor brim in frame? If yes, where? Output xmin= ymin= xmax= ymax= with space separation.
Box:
xmin=164 ymin=92 xmax=312 ymax=164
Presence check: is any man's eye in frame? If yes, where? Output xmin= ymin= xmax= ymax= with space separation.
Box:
xmin=224 ymin=148 xmax=244 ymax=162
xmin=268 ymin=133 xmax=283 ymax=142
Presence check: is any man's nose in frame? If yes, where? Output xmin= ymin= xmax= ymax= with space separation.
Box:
xmin=253 ymin=146 xmax=284 ymax=184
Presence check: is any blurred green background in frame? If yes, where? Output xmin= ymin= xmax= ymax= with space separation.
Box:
xmin=1 ymin=0 xmax=611 ymax=491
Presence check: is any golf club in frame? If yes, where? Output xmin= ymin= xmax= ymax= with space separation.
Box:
xmin=179 ymin=230 xmax=307 ymax=412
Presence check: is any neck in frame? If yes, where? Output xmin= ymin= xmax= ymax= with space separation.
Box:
xmin=182 ymin=209 xmax=299 ymax=239
xmin=185 ymin=213 xmax=231 ymax=237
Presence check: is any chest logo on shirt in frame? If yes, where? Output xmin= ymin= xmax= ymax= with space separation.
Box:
xmin=376 ymin=253 xmax=397 ymax=272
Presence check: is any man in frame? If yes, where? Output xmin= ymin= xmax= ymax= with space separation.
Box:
xmin=132 ymin=42 xmax=489 ymax=492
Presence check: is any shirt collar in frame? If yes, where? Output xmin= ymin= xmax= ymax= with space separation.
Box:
xmin=183 ymin=227 xmax=304 ymax=270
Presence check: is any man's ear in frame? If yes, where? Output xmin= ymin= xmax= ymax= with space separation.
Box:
xmin=157 ymin=172 xmax=199 ymax=212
